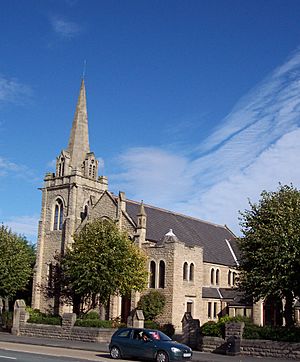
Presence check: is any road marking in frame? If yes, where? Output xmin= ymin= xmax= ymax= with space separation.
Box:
xmin=0 ymin=356 xmax=17 ymax=360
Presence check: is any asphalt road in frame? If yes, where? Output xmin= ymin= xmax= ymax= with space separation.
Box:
xmin=0 ymin=334 xmax=295 ymax=362
xmin=0 ymin=343 xmax=112 ymax=362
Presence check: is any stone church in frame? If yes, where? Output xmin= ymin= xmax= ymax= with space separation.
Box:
xmin=32 ymin=80 xmax=245 ymax=331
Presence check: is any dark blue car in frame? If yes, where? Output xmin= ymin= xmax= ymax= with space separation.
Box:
xmin=109 ymin=327 xmax=192 ymax=362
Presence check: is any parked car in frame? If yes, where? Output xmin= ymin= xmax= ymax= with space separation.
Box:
xmin=109 ymin=327 xmax=193 ymax=362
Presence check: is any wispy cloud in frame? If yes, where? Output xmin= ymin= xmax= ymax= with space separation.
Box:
xmin=0 ymin=156 xmax=37 ymax=180
xmin=50 ymin=15 xmax=81 ymax=39
xmin=111 ymin=48 xmax=300 ymax=234
xmin=2 ymin=215 xmax=39 ymax=242
xmin=0 ymin=75 xmax=32 ymax=105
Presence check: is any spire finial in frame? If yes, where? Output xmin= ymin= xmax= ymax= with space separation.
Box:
xmin=138 ymin=200 xmax=147 ymax=216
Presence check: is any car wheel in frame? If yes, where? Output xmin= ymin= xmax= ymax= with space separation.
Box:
xmin=110 ymin=346 xmax=121 ymax=359
xmin=156 ymin=351 xmax=169 ymax=362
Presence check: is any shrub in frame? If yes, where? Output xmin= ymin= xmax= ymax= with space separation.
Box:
xmin=75 ymin=319 xmax=113 ymax=328
xmin=27 ymin=314 xmax=61 ymax=325
xmin=144 ymin=320 xmax=160 ymax=329
xmin=200 ymin=316 xmax=253 ymax=338
xmin=200 ymin=315 xmax=300 ymax=343
xmin=26 ymin=307 xmax=61 ymax=325
xmin=1 ymin=311 xmax=13 ymax=330
xmin=160 ymin=323 xmax=175 ymax=337
xmin=243 ymin=325 xmax=300 ymax=342
xmin=200 ymin=321 xmax=222 ymax=337
xmin=137 ymin=291 xmax=166 ymax=321
xmin=81 ymin=311 xmax=99 ymax=320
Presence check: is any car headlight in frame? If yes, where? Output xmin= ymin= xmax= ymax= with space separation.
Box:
xmin=171 ymin=347 xmax=181 ymax=353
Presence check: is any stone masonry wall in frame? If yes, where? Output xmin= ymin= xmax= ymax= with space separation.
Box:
xmin=200 ymin=336 xmax=300 ymax=359
xmin=19 ymin=323 xmax=115 ymax=343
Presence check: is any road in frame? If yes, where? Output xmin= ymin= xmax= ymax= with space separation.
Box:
xmin=0 ymin=340 xmax=296 ymax=362
xmin=0 ymin=342 xmax=111 ymax=362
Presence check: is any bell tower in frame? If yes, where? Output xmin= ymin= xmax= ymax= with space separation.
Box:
xmin=32 ymin=79 xmax=108 ymax=312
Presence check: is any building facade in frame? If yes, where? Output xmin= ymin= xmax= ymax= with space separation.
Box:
xmin=32 ymin=80 xmax=242 ymax=331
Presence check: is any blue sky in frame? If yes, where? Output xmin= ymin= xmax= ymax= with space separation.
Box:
xmin=1 ymin=0 xmax=300 ymax=242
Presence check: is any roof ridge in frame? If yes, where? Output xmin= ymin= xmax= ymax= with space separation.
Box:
xmin=126 ymin=198 xmax=228 ymax=230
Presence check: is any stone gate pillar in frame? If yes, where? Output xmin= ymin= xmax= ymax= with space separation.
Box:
xmin=12 ymin=299 xmax=28 ymax=335
xmin=181 ymin=312 xmax=200 ymax=349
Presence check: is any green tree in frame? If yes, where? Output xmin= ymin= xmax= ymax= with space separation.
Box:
xmin=238 ymin=184 xmax=300 ymax=327
xmin=0 ymin=225 xmax=35 ymax=301
xmin=137 ymin=290 xmax=166 ymax=320
xmin=59 ymin=219 xmax=148 ymax=314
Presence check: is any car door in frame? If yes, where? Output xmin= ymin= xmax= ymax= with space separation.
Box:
xmin=129 ymin=329 xmax=148 ymax=358
xmin=114 ymin=328 xmax=133 ymax=357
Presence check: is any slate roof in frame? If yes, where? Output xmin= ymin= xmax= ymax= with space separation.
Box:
xmin=202 ymin=287 xmax=222 ymax=299
xmin=125 ymin=199 xmax=239 ymax=266
xmin=202 ymin=287 xmax=249 ymax=305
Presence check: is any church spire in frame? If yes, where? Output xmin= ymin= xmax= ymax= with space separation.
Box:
xmin=67 ymin=79 xmax=90 ymax=170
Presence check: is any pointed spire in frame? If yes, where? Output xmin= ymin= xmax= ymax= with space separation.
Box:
xmin=67 ymin=79 xmax=90 ymax=170
xmin=138 ymin=200 xmax=147 ymax=216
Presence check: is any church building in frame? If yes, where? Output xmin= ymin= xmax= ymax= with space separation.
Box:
xmin=32 ymin=80 xmax=245 ymax=331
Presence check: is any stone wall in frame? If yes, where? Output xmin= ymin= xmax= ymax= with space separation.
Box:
xmin=19 ymin=323 xmax=115 ymax=343
xmin=13 ymin=301 xmax=116 ymax=343
xmin=241 ymin=339 xmax=300 ymax=360
xmin=200 ymin=336 xmax=300 ymax=359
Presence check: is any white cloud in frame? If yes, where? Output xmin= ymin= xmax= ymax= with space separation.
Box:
xmin=50 ymin=16 xmax=81 ymax=38
xmin=111 ymin=148 xmax=193 ymax=204
xmin=0 ymin=75 xmax=32 ymax=105
xmin=3 ymin=215 xmax=39 ymax=242
xmin=111 ymin=49 xmax=300 ymax=234
xmin=0 ymin=156 xmax=37 ymax=180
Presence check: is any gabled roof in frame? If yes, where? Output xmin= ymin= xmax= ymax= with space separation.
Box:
xmin=202 ymin=287 xmax=251 ymax=306
xmin=126 ymin=199 xmax=239 ymax=266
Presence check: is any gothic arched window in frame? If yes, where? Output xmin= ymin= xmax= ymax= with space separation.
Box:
xmin=228 ymin=270 xmax=232 ymax=286
xmin=81 ymin=204 xmax=88 ymax=221
xmin=58 ymin=157 xmax=65 ymax=177
xmin=183 ymin=262 xmax=188 ymax=280
xmin=53 ymin=199 xmax=63 ymax=230
xmin=159 ymin=260 xmax=165 ymax=288
xmin=216 ymin=269 xmax=220 ymax=285
xmin=149 ymin=261 xmax=156 ymax=288
xmin=210 ymin=268 xmax=215 ymax=285
xmin=189 ymin=263 xmax=194 ymax=281
xmin=233 ymin=272 xmax=237 ymax=285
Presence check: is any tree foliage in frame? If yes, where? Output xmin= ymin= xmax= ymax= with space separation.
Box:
xmin=238 ymin=184 xmax=300 ymax=326
xmin=59 ymin=219 xmax=148 ymax=312
xmin=0 ymin=225 xmax=35 ymax=300
xmin=137 ymin=290 xmax=166 ymax=320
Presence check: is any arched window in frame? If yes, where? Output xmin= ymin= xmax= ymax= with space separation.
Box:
xmin=48 ymin=263 xmax=53 ymax=289
xmin=228 ymin=270 xmax=232 ymax=286
xmin=186 ymin=301 xmax=193 ymax=316
xmin=159 ymin=260 xmax=165 ymax=288
xmin=81 ymin=204 xmax=88 ymax=221
xmin=233 ymin=272 xmax=237 ymax=285
xmin=210 ymin=268 xmax=215 ymax=285
xmin=216 ymin=269 xmax=220 ymax=285
xmin=189 ymin=263 xmax=194 ymax=281
xmin=149 ymin=261 xmax=156 ymax=288
xmin=183 ymin=262 xmax=188 ymax=280
xmin=53 ymin=199 xmax=63 ymax=230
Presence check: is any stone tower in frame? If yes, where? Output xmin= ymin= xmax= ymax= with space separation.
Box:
xmin=32 ymin=79 xmax=108 ymax=313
